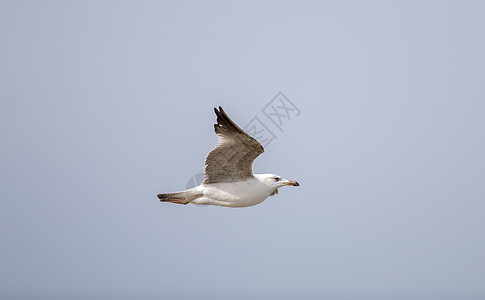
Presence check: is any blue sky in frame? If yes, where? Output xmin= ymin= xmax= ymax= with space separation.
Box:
xmin=1 ymin=1 xmax=484 ymax=299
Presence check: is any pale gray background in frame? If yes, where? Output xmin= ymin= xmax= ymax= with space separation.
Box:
xmin=1 ymin=1 xmax=484 ymax=299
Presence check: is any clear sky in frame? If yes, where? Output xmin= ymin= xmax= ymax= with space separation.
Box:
xmin=1 ymin=1 xmax=484 ymax=299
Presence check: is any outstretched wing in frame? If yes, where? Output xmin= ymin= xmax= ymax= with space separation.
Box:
xmin=203 ymin=106 xmax=264 ymax=184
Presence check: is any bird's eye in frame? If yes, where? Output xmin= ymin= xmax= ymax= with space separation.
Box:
xmin=273 ymin=177 xmax=280 ymax=182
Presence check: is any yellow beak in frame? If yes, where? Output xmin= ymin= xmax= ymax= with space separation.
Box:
xmin=284 ymin=180 xmax=300 ymax=186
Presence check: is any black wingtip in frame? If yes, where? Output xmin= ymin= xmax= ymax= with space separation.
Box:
xmin=214 ymin=107 xmax=222 ymax=120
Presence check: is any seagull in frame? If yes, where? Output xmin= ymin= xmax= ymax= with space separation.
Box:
xmin=157 ymin=106 xmax=299 ymax=207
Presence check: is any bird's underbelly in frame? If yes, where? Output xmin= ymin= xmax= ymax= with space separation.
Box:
xmin=194 ymin=182 xmax=269 ymax=207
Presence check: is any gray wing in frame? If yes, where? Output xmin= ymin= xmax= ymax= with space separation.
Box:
xmin=203 ymin=106 xmax=264 ymax=184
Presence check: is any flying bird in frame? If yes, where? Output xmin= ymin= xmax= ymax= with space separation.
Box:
xmin=157 ymin=106 xmax=299 ymax=207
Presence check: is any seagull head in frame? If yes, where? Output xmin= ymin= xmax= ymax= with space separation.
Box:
xmin=256 ymin=174 xmax=300 ymax=190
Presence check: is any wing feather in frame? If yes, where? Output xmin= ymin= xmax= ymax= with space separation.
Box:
xmin=203 ymin=106 xmax=264 ymax=184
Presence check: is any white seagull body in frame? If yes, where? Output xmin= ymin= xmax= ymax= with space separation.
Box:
xmin=158 ymin=107 xmax=299 ymax=207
